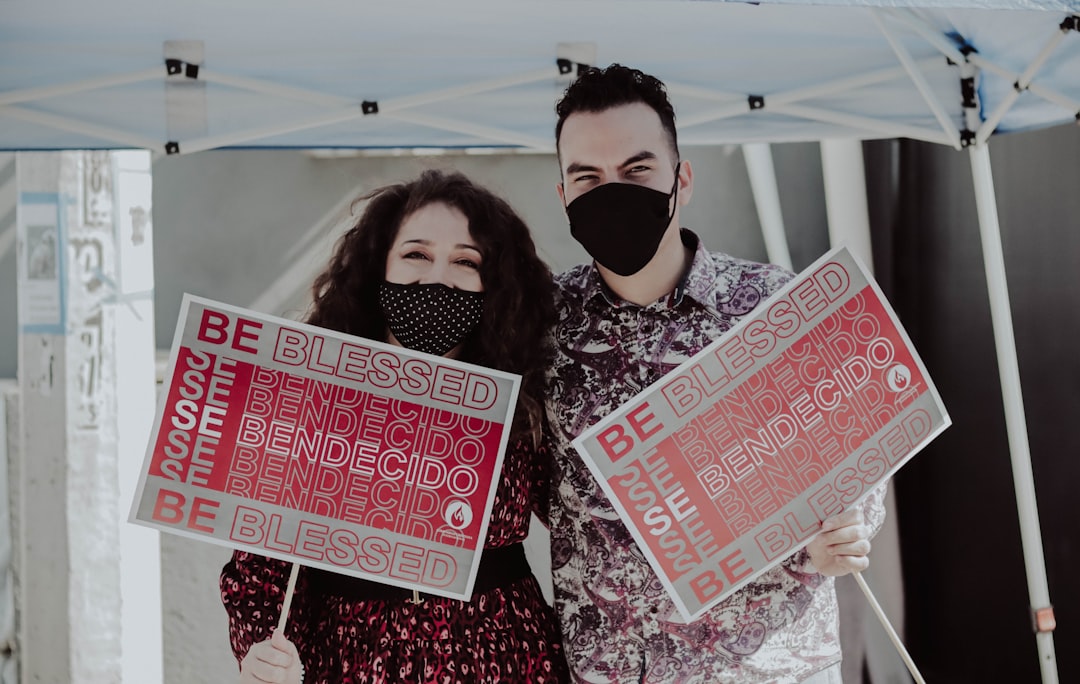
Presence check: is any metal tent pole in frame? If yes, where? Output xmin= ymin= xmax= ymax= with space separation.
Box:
xmin=0 ymin=68 xmax=161 ymax=107
xmin=769 ymin=105 xmax=952 ymax=146
xmin=968 ymin=54 xmax=1080 ymax=119
xmin=0 ymin=105 xmax=164 ymax=152
xmin=975 ymin=24 xmax=1072 ymax=146
xmin=672 ymin=57 xmax=944 ymax=113
xmin=173 ymin=65 xmax=561 ymax=154
xmin=820 ymin=139 xmax=874 ymax=267
xmin=968 ymin=143 xmax=1058 ymax=684
xmin=742 ymin=143 xmax=792 ymax=271
xmin=677 ymin=57 xmax=953 ymax=146
xmin=872 ymin=11 xmax=962 ymax=150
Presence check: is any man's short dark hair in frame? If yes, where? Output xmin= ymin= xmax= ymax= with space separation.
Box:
xmin=555 ymin=63 xmax=679 ymax=163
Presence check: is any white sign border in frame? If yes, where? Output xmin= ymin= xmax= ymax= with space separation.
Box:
xmin=128 ymin=293 xmax=522 ymax=601
xmin=572 ymin=245 xmax=951 ymax=621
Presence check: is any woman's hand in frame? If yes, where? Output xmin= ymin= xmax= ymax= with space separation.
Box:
xmin=239 ymin=629 xmax=303 ymax=684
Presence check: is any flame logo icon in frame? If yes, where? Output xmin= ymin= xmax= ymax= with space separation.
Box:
xmin=886 ymin=363 xmax=912 ymax=392
xmin=444 ymin=500 xmax=473 ymax=530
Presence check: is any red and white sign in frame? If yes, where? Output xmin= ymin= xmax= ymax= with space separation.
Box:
xmin=129 ymin=295 xmax=520 ymax=600
xmin=573 ymin=246 xmax=949 ymax=620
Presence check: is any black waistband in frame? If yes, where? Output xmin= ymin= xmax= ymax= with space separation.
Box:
xmin=306 ymin=542 xmax=531 ymax=603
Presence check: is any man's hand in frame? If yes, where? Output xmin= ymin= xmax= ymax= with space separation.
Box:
xmin=807 ymin=507 xmax=872 ymax=576
xmin=239 ymin=628 xmax=302 ymax=684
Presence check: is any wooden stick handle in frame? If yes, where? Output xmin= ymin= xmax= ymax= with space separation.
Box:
xmin=277 ymin=562 xmax=300 ymax=633
xmin=853 ymin=571 xmax=927 ymax=684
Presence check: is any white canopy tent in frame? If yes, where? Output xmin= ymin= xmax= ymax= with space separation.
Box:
xmin=2 ymin=1 xmax=1078 ymax=152
xmin=2 ymin=1 xmax=1077 ymax=682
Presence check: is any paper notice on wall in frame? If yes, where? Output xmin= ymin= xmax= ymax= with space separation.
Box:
xmin=573 ymin=246 xmax=949 ymax=621
xmin=130 ymin=295 xmax=520 ymax=600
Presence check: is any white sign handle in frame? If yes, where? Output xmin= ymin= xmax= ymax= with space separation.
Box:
xmin=277 ymin=563 xmax=300 ymax=633
xmin=853 ymin=571 xmax=926 ymax=684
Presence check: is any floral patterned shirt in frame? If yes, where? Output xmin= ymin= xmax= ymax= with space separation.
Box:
xmin=545 ymin=230 xmax=886 ymax=684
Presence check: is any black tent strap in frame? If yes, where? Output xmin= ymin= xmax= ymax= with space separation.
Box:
xmin=361 ymin=100 xmax=378 ymax=115
xmin=748 ymin=95 xmax=765 ymax=111
xmin=164 ymin=141 xmax=180 ymax=155
xmin=961 ymin=77 xmax=978 ymax=108
xmin=960 ymin=129 xmax=976 ymax=147
xmin=164 ymin=59 xmax=200 ymax=80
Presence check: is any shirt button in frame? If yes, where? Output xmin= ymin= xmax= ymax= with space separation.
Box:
xmin=649 ymin=605 xmax=659 ymax=614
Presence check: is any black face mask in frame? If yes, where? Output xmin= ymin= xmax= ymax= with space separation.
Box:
xmin=565 ymin=164 xmax=680 ymax=277
xmin=378 ymin=282 xmax=484 ymax=356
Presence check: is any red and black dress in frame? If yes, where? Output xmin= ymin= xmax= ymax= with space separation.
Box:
xmin=220 ymin=438 xmax=569 ymax=683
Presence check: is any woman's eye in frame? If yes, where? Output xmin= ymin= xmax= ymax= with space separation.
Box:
xmin=456 ymin=258 xmax=480 ymax=270
xmin=403 ymin=251 xmax=430 ymax=261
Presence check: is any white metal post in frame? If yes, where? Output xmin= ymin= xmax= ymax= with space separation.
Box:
xmin=820 ymin=139 xmax=874 ymax=267
xmin=741 ymin=143 xmax=793 ymax=271
xmin=968 ymin=143 xmax=1058 ymax=683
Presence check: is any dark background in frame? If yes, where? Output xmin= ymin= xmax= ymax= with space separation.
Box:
xmin=864 ymin=123 xmax=1079 ymax=683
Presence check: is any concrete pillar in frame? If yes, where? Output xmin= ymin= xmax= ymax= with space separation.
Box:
xmin=1 ymin=381 xmax=18 ymax=684
xmin=13 ymin=151 xmax=161 ymax=683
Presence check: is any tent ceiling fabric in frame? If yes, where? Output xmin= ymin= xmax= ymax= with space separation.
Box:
xmin=1 ymin=0 xmax=1078 ymax=152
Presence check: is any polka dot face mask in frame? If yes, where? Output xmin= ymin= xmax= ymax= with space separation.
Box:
xmin=378 ymin=281 xmax=485 ymax=356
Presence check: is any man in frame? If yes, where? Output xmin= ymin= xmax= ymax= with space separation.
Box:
xmin=545 ymin=64 xmax=885 ymax=683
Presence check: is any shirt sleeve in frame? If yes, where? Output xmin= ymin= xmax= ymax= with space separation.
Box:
xmin=219 ymin=550 xmax=309 ymax=668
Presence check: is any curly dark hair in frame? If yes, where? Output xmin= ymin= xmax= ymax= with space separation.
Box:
xmin=306 ymin=169 xmax=555 ymax=443
xmin=555 ymin=63 xmax=679 ymax=166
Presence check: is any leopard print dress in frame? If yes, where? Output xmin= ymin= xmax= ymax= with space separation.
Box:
xmin=221 ymin=438 xmax=569 ymax=683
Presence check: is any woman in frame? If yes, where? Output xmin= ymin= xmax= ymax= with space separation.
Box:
xmin=221 ymin=169 xmax=567 ymax=683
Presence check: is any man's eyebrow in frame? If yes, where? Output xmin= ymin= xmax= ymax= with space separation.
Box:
xmin=565 ymin=162 xmax=600 ymax=176
xmin=621 ymin=151 xmax=658 ymax=167
xmin=565 ymin=151 xmax=659 ymax=176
